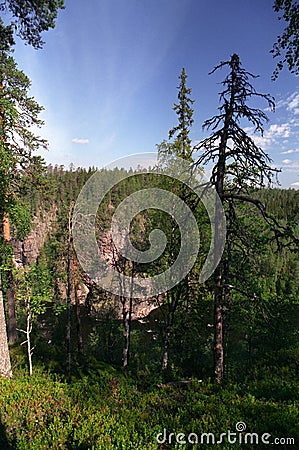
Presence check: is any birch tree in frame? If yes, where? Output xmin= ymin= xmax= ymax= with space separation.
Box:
xmin=15 ymin=263 xmax=53 ymax=376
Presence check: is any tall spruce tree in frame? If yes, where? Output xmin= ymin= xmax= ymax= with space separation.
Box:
xmin=168 ymin=67 xmax=195 ymax=160
xmin=157 ymin=68 xmax=196 ymax=374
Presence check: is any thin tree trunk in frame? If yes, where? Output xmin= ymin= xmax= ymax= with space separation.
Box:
xmin=161 ymin=291 xmax=177 ymax=373
xmin=122 ymin=262 xmax=135 ymax=372
xmin=0 ymin=273 xmax=12 ymax=378
xmin=122 ymin=294 xmax=133 ymax=372
xmin=72 ymin=255 xmax=83 ymax=355
xmin=66 ymin=204 xmax=73 ymax=376
xmin=66 ymin=236 xmax=71 ymax=376
xmin=6 ymin=273 xmax=17 ymax=344
xmin=122 ymin=291 xmax=133 ymax=371
xmin=161 ymin=326 xmax=171 ymax=372
xmin=213 ymin=264 xmax=224 ymax=384
xmin=74 ymin=280 xmax=83 ymax=355
xmin=26 ymin=308 xmax=33 ymax=376
xmin=2 ymin=214 xmax=18 ymax=345
xmin=213 ymin=126 xmax=227 ymax=384
xmin=122 ymin=301 xmax=130 ymax=371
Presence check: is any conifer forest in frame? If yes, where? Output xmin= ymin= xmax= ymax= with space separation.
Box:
xmin=0 ymin=1 xmax=298 ymax=449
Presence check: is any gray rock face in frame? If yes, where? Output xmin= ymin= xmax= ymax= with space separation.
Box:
xmin=12 ymin=206 xmax=160 ymax=319
xmin=12 ymin=206 xmax=57 ymax=267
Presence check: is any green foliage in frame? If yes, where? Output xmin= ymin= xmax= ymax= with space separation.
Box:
xmin=0 ymin=52 xmax=47 ymax=159
xmin=9 ymin=201 xmax=31 ymax=240
xmin=0 ymin=41 xmax=48 ymax=251
xmin=0 ymin=38 xmax=296 ymax=444
xmin=158 ymin=67 xmax=195 ymax=161
xmin=0 ymin=18 xmax=14 ymax=51
xmin=14 ymin=166 xmax=297 ymax=380
xmin=0 ymin=367 xmax=297 ymax=449
xmin=15 ymin=262 xmax=53 ymax=318
xmin=271 ymin=0 xmax=299 ymax=79
xmin=0 ymin=162 xmax=297 ymax=447
xmin=0 ymin=0 xmax=65 ymax=49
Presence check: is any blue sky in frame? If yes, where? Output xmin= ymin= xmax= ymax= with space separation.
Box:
xmin=10 ymin=0 xmax=299 ymax=188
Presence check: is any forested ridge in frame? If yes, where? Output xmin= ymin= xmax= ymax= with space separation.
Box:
xmin=0 ymin=164 xmax=298 ymax=448
xmin=0 ymin=0 xmax=299 ymax=448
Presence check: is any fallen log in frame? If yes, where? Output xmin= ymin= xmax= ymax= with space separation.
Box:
xmin=157 ymin=380 xmax=202 ymax=388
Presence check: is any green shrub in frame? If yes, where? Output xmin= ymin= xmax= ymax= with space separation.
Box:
xmin=0 ymin=368 xmax=297 ymax=449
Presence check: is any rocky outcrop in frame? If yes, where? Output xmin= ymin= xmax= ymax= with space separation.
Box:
xmin=12 ymin=206 xmax=160 ymax=320
xmin=13 ymin=205 xmax=57 ymax=267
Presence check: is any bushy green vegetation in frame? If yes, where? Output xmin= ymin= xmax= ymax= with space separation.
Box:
xmin=0 ymin=50 xmax=298 ymax=450
xmin=0 ymin=166 xmax=297 ymax=448
xmin=0 ymin=361 xmax=298 ymax=449
xmin=1 ymin=3 xmax=298 ymax=447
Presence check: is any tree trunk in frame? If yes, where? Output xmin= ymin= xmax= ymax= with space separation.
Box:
xmin=122 ymin=304 xmax=129 ymax=371
xmin=74 ymin=280 xmax=83 ymax=355
xmin=26 ymin=308 xmax=33 ymax=376
xmin=213 ymin=265 xmax=224 ymax=384
xmin=66 ymin=204 xmax=73 ymax=377
xmin=0 ymin=273 xmax=12 ymax=378
xmin=121 ymin=262 xmax=135 ymax=372
xmin=72 ymin=254 xmax=83 ymax=355
xmin=122 ymin=294 xmax=133 ymax=372
xmin=6 ymin=272 xmax=17 ymax=344
xmin=213 ymin=125 xmax=227 ymax=384
xmin=66 ymin=239 xmax=71 ymax=377
xmin=161 ymin=292 xmax=177 ymax=373
xmin=2 ymin=214 xmax=18 ymax=345
xmin=161 ymin=326 xmax=171 ymax=372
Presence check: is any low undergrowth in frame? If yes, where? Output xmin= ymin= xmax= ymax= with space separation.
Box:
xmin=0 ymin=365 xmax=298 ymax=449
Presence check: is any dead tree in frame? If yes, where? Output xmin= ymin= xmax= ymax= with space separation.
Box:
xmin=194 ymin=54 xmax=298 ymax=384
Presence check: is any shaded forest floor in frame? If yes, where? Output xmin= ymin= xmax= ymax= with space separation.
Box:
xmin=0 ymin=357 xmax=298 ymax=450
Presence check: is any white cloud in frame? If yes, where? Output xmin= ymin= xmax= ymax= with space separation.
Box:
xmin=282 ymin=162 xmax=299 ymax=172
xmin=276 ymin=91 xmax=299 ymax=113
xmin=280 ymin=149 xmax=299 ymax=154
xmin=244 ymin=123 xmax=291 ymax=149
xmin=287 ymin=92 xmax=299 ymax=115
xmin=72 ymin=138 xmax=90 ymax=145
xmin=252 ymin=135 xmax=273 ymax=148
xmin=268 ymin=123 xmax=291 ymax=138
xmin=274 ymin=159 xmax=299 ymax=173
xmin=291 ymin=181 xmax=299 ymax=187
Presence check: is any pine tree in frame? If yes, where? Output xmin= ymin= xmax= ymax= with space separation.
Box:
xmin=0 ymin=29 xmax=47 ymax=373
xmin=271 ymin=0 xmax=299 ymax=79
xmin=0 ymin=0 xmax=65 ymax=49
xmin=0 ymin=272 xmax=12 ymax=377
